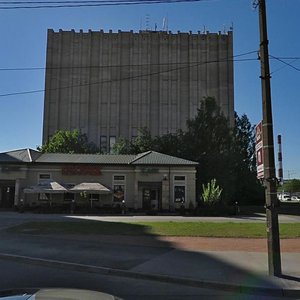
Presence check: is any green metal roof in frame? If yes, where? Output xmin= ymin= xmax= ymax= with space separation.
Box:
xmin=131 ymin=151 xmax=198 ymax=165
xmin=35 ymin=153 xmax=136 ymax=164
xmin=0 ymin=149 xmax=41 ymax=163
xmin=0 ymin=149 xmax=198 ymax=166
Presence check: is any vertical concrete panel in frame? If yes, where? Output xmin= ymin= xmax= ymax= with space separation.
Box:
xmin=88 ymin=31 xmax=100 ymax=144
xmin=206 ymin=33 xmax=219 ymax=103
xmin=227 ymin=31 xmax=234 ymax=127
xmin=179 ymin=33 xmax=189 ymax=131
xmin=119 ymin=32 xmax=130 ymax=138
xmin=149 ymin=32 xmax=160 ymax=136
xmin=42 ymin=29 xmax=54 ymax=143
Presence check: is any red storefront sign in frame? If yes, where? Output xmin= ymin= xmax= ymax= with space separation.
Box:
xmin=255 ymin=121 xmax=264 ymax=179
xmin=62 ymin=165 xmax=101 ymax=176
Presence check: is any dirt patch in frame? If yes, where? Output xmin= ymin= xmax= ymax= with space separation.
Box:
xmin=159 ymin=237 xmax=300 ymax=252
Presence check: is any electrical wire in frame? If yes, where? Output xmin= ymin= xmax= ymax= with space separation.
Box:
xmin=0 ymin=54 xmax=258 ymax=98
xmin=269 ymin=55 xmax=300 ymax=72
xmin=0 ymin=0 xmax=213 ymax=9
xmin=0 ymin=50 xmax=258 ymax=72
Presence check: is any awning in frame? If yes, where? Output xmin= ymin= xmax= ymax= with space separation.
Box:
xmin=69 ymin=182 xmax=111 ymax=194
xmin=24 ymin=181 xmax=67 ymax=194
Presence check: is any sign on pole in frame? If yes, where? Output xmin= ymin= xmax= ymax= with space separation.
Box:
xmin=256 ymin=121 xmax=264 ymax=179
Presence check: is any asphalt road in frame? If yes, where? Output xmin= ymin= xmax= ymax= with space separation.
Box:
xmin=0 ymin=260 xmax=295 ymax=300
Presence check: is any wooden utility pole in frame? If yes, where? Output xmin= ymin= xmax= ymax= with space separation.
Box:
xmin=257 ymin=0 xmax=282 ymax=276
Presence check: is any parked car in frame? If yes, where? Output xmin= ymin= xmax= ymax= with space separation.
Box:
xmin=0 ymin=288 xmax=122 ymax=300
xmin=278 ymin=193 xmax=291 ymax=201
xmin=291 ymin=195 xmax=300 ymax=202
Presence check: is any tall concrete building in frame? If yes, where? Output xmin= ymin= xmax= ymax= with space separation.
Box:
xmin=43 ymin=29 xmax=234 ymax=152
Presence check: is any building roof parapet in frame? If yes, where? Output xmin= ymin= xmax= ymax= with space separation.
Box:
xmin=48 ymin=28 xmax=232 ymax=37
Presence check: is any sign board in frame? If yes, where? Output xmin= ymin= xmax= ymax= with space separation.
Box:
xmin=62 ymin=165 xmax=101 ymax=176
xmin=255 ymin=121 xmax=264 ymax=179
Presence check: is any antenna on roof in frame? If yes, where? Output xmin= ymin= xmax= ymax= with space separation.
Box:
xmin=162 ymin=16 xmax=168 ymax=31
xmin=146 ymin=14 xmax=150 ymax=31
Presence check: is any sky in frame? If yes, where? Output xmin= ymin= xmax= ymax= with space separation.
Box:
xmin=0 ymin=0 xmax=299 ymax=179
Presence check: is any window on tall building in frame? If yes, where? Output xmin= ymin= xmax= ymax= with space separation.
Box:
xmin=100 ymin=136 xmax=107 ymax=153
xmin=109 ymin=136 xmax=116 ymax=153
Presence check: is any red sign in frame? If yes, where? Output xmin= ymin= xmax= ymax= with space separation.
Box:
xmin=255 ymin=122 xmax=264 ymax=179
xmin=62 ymin=165 xmax=101 ymax=176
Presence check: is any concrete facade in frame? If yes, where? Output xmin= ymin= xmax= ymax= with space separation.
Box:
xmin=43 ymin=29 xmax=234 ymax=152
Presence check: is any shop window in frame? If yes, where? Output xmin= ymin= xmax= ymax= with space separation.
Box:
xmin=113 ymin=174 xmax=126 ymax=202
xmin=38 ymin=193 xmax=50 ymax=201
xmin=174 ymin=185 xmax=186 ymax=203
xmin=113 ymin=185 xmax=125 ymax=202
xmin=64 ymin=193 xmax=75 ymax=201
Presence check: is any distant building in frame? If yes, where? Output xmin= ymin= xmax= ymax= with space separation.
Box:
xmin=43 ymin=29 xmax=234 ymax=152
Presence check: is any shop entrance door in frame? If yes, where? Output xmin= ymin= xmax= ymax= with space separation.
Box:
xmin=142 ymin=188 xmax=161 ymax=210
xmin=0 ymin=184 xmax=15 ymax=209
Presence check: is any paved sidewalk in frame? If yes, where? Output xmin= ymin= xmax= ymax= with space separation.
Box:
xmin=0 ymin=233 xmax=299 ymax=297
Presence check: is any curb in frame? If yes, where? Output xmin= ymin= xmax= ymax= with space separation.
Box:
xmin=0 ymin=252 xmax=299 ymax=298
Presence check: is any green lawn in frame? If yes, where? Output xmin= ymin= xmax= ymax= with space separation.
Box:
xmin=7 ymin=221 xmax=300 ymax=238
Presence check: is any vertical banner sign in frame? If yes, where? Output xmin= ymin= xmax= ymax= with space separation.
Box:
xmin=256 ymin=121 xmax=264 ymax=179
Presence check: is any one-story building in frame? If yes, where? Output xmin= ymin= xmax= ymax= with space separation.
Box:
xmin=0 ymin=149 xmax=198 ymax=211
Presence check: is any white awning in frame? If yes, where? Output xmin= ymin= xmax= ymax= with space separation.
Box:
xmin=69 ymin=182 xmax=111 ymax=194
xmin=24 ymin=181 xmax=67 ymax=194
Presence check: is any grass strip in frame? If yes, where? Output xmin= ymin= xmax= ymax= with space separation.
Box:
xmin=7 ymin=221 xmax=300 ymax=238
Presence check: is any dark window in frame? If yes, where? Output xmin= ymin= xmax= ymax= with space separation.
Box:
xmin=174 ymin=175 xmax=185 ymax=181
xmin=40 ymin=174 xmax=50 ymax=179
xmin=100 ymin=136 xmax=107 ymax=153
xmin=174 ymin=186 xmax=185 ymax=203
xmin=64 ymin=193 xmax=75 ymax=201
xmin=109 ymin=136 xmax=116 ymax=153
xmin=113 ymin=175 xmax=125 ymax=181
xmin=90 ymin=194 xmax=100 ymax=200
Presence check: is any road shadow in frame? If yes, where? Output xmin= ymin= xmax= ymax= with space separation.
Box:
xmin=0 ymin=213 xmax=299 ymax=298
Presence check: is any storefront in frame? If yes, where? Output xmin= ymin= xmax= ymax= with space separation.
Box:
xmin=0 ymin=149 xmax=197 ymax=211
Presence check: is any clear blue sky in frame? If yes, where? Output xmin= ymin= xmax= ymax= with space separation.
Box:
xmin=0 ymin=0 xmax=299 ymax=179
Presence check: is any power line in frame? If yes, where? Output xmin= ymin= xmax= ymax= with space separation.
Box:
xmin=0 ymin=54 xmax=258 ymax=98
xmin=0 ymin=50 xmax=258 ymax=72
xmin=0 ymin=0 xmax=212 ymax=9
xmin=3 ymin=53 xmax=299 ymax=72
xmin=270 ymin=55 xmax=300 ymax=72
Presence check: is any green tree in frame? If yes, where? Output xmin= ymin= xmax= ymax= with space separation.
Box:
xmin=232 ymin=113 xmax=264 ymax=204
xmin=278 ymin=179 xmax=300 ymax=194
xmin=182 ymin=97 xmax=234 ymax=203
xmin=112 ymin=97 xmax=263 ymax=206
xmin=111 ymin=138 xmax=131 ymax=154
xmin=113 ymin=128 xmax=157 ymax=155
xmin=38 ymin=129 xmax=100 ymax=154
